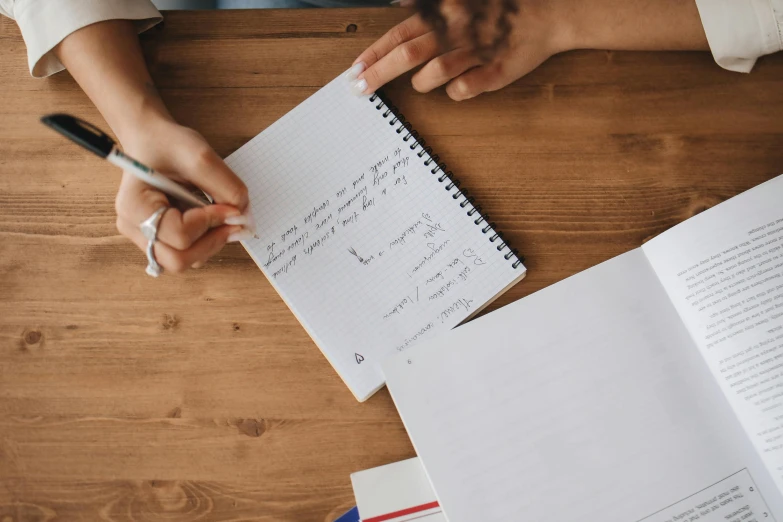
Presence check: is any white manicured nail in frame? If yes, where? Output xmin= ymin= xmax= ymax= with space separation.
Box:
xmin=228 ymin=229 xmax=255 ymax=243
xmin=390 ymin=0 xmax=401 ymax=4
xmin=351 ymin=79 xmax=369 ymax=96
xmin=346 ymin=62 xmax=366 ymax=81
xmin=224 ymin=215 xmax=248 ymax=226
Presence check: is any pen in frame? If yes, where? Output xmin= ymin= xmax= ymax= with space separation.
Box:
xmin=41 ymin=113 xmax=211 ymax=209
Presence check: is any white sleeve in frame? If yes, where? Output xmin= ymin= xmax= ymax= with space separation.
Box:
xmin=0 ymin=0 xmax=162 ymax=78
xmin=695 ymin=0 xmax=783 ymax=73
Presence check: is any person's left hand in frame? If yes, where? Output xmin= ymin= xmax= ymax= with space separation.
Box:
xmin=348 ymin=4 xmax=575 ymax=101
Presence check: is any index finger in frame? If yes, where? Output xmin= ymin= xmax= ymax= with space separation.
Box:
xmin=358 ymin=32 xmax=440 ymax=95
xmin=352 ymin=15 xmax=431 ymax=70
xmin=171 ymin=130 xmax=250 ymax=212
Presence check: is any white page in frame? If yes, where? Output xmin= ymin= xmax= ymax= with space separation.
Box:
xmin=351 ymin=457 xmax=444 ymax=522
xmin=224 ymin=73 xmax=525 ymax=401
xmin=383 ymin=249 xmax=781 ymax=522
xmin=643 ymin=174 xmax=783 ymax=489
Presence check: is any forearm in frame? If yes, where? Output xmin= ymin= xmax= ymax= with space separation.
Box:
xmin=559 ymin=0 xmax=709 ymax=52
xmin=54 ymin=19 xmax=171 ymax=147
xmin=48 ymin=18 xmax=250 ymax=272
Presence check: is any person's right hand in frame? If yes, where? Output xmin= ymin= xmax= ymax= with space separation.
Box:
xmin=114 ymin=118 xmax=255 ymax=273
xmin=352 ymin=0 xmax=710 ymax=101
xmin=350 ymin=3 xmax=573 ymax=102
xmin=51 ymin=19 xmax=255 ymax=274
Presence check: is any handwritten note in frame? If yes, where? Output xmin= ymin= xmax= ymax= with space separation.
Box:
xmin=224 ymin=72 xmax=525 ymax=401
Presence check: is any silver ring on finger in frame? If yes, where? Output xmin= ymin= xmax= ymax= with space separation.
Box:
xmin=145 ymin=239 xmax=163 ymax=278
xmin=140 ymin=205 xmax=168 ymax=241
xmin=140 ymin=205 xmax=168 ymax=278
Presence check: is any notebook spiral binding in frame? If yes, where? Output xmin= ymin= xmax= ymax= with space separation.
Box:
xmin=369 ymin=92 xmax=524 ymax=269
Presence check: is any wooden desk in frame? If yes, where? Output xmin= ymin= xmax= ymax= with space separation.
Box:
xmin=1 ymin=8 xmax=782 ymax=521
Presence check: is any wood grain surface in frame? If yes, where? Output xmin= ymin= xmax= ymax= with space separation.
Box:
xmin=1 ymin=8 xmax=783 ymax=521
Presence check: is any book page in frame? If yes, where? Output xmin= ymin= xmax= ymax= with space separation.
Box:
xmin=383 ymin=249 xmax=781 ymax=522
xmin=224 ymin=73 xmax=525 ymax=401
xmin=643 ymin=174 xmax=783 ymax=489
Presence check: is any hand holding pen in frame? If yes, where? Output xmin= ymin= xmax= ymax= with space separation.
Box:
xmin=42 ymin=114 xmax=256 ymax=277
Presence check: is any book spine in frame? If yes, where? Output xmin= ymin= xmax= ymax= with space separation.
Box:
xmin=369 ymin=92 xmax=524 ymax=269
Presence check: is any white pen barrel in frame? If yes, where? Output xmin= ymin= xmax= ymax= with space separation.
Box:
xmin=107 ymin=149 xmax=207 ymax=208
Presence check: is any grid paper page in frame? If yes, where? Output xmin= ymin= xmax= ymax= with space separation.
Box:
xmin=225 ymin=72 xmax=526 ymax=401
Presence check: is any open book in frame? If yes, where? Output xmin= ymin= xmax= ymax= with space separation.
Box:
xmin=383 ymin=174 xmax=783 ymax=521
xmin=224 ymin=73 xmax=526 ymax=401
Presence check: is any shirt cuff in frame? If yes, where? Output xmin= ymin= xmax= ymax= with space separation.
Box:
xmin=12 ymin=0 xmax=163 ymax=78
xmin=696 ymin=0 xmax=783 ymax=73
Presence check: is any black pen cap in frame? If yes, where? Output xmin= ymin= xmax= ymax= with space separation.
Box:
xmin=41 ymin=113 xmax=116 ymax=158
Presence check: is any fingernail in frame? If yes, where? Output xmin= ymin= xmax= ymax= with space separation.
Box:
xmin=390 ymin=0 xmax=401 ymax=4
xmin=351 ymin=78 xmax=369 ymax=97
xmin=191 ymin=261 xmax=205 ymax=269
xmin=224 ymin=214 xmax=249 ymax=226
xmin=346 ymin=61 xmax=366 ymax=81
xmin=228 ymin=229 xmax=255 ymax=243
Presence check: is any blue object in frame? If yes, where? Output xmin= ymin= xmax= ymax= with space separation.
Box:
xmin=335 ymin=506 xmax=361 ymax=522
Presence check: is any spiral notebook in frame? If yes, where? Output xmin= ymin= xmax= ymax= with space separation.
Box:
xmin=225 ymin=71 xmax=526 ymax=401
